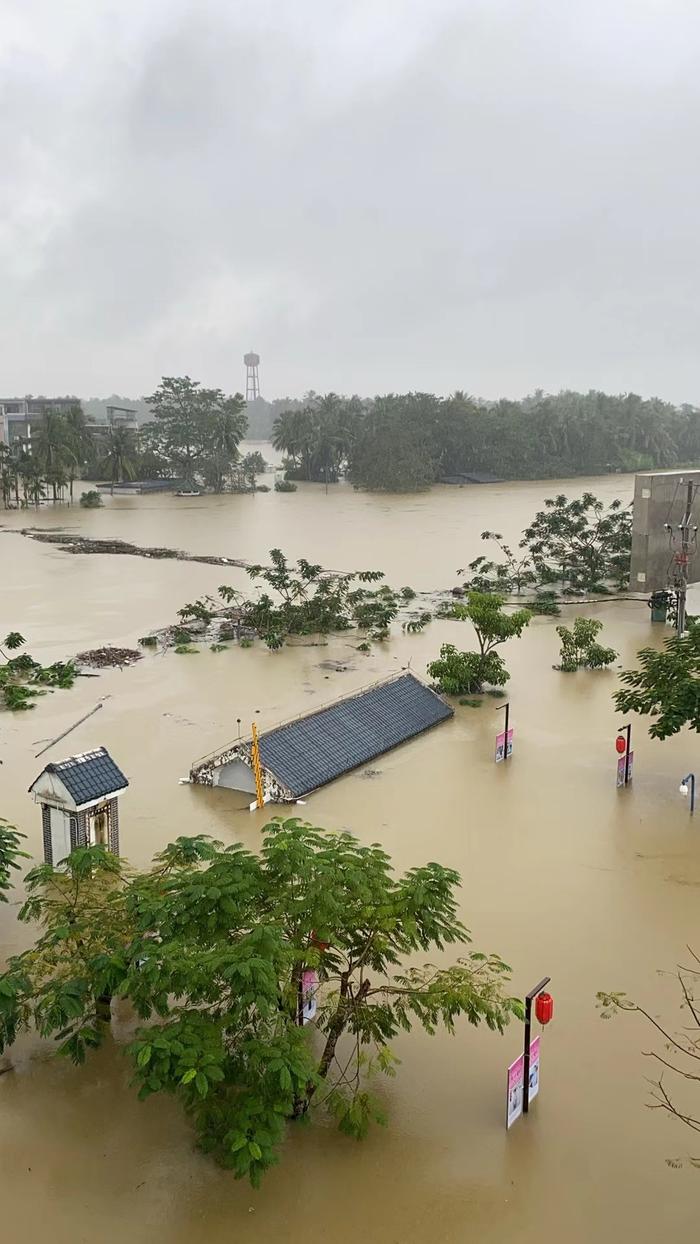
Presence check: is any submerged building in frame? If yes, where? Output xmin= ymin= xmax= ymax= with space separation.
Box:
xmin=29 ymin=747 xmax=128 ymax=865
xmin=190 ymin=672 xmax=453 ymax=803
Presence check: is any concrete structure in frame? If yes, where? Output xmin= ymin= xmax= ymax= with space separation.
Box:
xmin=190 ymin=673 xmax=453 ymax=803
xmin=630 ymin=470 xmax=700 ymax=592
xmin=0 ymin=396 xmax=80 ymax=446
xmin=244 ymin=351 xmax=260 ymax=402
xmin=105 ymin=405 xmax=138 ymax=431
xmin=29 ymin=747 xmax=128 ymax=865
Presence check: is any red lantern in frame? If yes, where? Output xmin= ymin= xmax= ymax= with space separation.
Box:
xmin=535 ymin=992 xmax=554 ymax=1025
xmin=615 ymin=736 xmax=627 ymax=755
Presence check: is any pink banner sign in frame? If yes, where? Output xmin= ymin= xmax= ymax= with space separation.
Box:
xmin=495 ymin=728 xmax=514 ymax=764
xmin=506 ymin=1036 xmax=540 ymax=1129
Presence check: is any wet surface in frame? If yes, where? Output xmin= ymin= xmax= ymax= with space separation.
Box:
xmin=1 ymin=466 xmax=698 ymax=1242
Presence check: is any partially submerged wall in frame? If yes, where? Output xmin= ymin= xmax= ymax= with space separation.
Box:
xmin=630 ymin=470 xmax=700 ymax=592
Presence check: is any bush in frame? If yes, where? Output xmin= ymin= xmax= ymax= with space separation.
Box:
xmin=139 ymin=635 xmax=158 ymax=648
xmin=427 ymin=645 xmax=508 ymax=695
xmin=79 ymin=490 xmax=103 ymax=508
xmin=555 ymin=618 xmax=617 ymax=671
xmin=531 ymin=592 xmax=561 ymax=616
xmin=172 ymin=627 xmax=193 ymax=644
xmin=256 ymin=484 xmax=271 ymax=492
xmin=174 ymin=644 xmax=199 ymax=655
xmin=275 ymin=479 xmax=297 ymax=493
xmin=401 ymin=586 xmax=417 ymax=601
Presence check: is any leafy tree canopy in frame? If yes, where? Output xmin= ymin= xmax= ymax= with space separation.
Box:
xmin=615 ymin=620 xmax=700 ymax=738
xmin=0 ymin=819 xmax=522 ymax=1187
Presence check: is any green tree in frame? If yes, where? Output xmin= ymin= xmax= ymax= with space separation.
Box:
xmin=428 ymin=593 xmax=531 ymax=694
xmin=615 ymin=621 xmax=700 ymax=738
xmin=0 ymin=819 xmax=521 ymax=1187
xmin=520 ymin=494 xmax=632 ymax=592
xmin=555 ymin=618 xmax=617 ymax=672
xmin=63 ymin=405 xmax=93 ymax=502
xmin=0 ymin=631 xmax=78 ymax=710
xmin=201 ymin=398 xmax=248 ymax=493
xmin=101 ymin=426 xmax=137 ymax=495
xmin=0 ymin=819 xmax=28 ymax=902
xmin=146 ymin=377 xmax=247 ymax=489
xmin=32 ymin=409 xmax=69 ymax=502
xmin=461 ymin=531 xmax=537 ymax=594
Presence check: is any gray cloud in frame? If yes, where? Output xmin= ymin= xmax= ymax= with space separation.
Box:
xmin=2 ymin=0 xmax=700 ymax=402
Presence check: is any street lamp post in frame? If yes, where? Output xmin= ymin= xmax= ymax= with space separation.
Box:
xmin=680 ymin=773 xmax=696 ymax=814
xmin=523 ymin=976 xmax=550 ymax=1113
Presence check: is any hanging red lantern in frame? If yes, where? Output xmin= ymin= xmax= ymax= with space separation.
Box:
xmin=535 ymin=992 xmax=554 ymax=1025
xmin=615 ymin=736 xmax=627 ymax=754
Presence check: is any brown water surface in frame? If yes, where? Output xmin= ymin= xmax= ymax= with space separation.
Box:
xmin=0 ymin=470 xmax=697 ymax=1242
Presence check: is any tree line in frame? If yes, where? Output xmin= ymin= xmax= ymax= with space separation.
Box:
xmin=0 ymin=377 xmax=258 ymax=505
xmin=272 ymin=388 xmax=700 ymax=491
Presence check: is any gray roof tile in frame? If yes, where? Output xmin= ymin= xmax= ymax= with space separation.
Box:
xmin=38 ymin=747 xmax=128 ymax=807
xmin=258 ymin=673 xmax=452 ymax=798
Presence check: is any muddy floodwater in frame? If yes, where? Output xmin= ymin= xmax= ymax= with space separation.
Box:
xmin=1 ymin=465 xmax=698 ymax=1243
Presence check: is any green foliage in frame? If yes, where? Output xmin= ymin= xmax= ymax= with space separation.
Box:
xmin=458 ymin=698 xmax=482 ymax=708
xmin=275 ymin=478 xmax=298 ymax=493
xmin=139 ymin=635 xmax=159 ymax=648
xmin=3 ymin=632 xmax=25 ymax=651
xmin=0 ymin=633 xmax=77 ymax=710
xmin=174 ymin=644 xmax=199 ymax=655
xmin=401 ymin=586 xmax=417 ymax=601
xmin=428 ymin=645 xmax=508 ymax=695
xmin=521 ymin=493 xmax=631 ymax=592
xmin=79 ymin=490 xmax=103 ymax=508
xmin=531 ymin=591 xmax=562 ymax=616
xmin=0 ymin=820 xmax=28 ymax=901
xmin=145 ymin=376 xmax=247 ymax=492
xmin=615 ymin=619 xmax=700 ymax=737
xmin=461 ymin=532 xmax=537 ymax=594
xmin=555 ymin=618 xmax=617 ymax=672
xmin=216 ymin=549 xmax=391 ymax=648
xmin=0 ymin=822 xmax=521 ymax=1186
xmin=428 ymin=593 xmax=531 ymax=695
xmin=210 ymin=643 xmax=228 ymax=653
xmin=178 ymin=598 xmax=217 ymax=624
xmin=172 ymin=627 xmax=193 ymax=644
xmin=239 ymin=638 xmax=253 ymax=649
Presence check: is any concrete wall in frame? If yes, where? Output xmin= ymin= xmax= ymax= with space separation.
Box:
xmin=630 ymin=470 xmax=700 ymax=592
xmin=215 ymin=758 xmax=257 ymax=793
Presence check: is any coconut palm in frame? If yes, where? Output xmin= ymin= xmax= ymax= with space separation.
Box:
xmin=101 ymin=427 xmax=137 ymax=495
xmin=32 ymin=409 xmax=69 ymax=502
xmin=63 ymin=405 xmax=94 ymax=502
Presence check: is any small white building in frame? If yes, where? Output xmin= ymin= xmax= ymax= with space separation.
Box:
xmin=29 ymin=747 xmax=128 ymax=865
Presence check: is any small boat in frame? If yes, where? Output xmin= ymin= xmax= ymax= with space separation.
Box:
xmin=175 ymin=489 xmax=201 ymax=497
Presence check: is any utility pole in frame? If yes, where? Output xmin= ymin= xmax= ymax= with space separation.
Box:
xmin=674 ymin=480 xmax=696 ymax=638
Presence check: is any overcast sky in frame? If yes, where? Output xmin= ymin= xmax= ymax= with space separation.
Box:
xmin=2 ymin=0 xmax=700 ymax=403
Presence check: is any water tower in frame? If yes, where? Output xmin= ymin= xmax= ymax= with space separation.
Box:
xmin=244 ymin=351 xmax=260 ymax=401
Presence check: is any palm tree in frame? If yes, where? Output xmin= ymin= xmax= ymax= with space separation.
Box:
xmin=101 ymin=427 xmax=137 ymax=495
xmin=64 ymin=405 xmax=93 ymax=502
xmin=205 ymin=402 xmax=248 ymax=492
xmin=32 ymin=409 xmax=69 ymax=502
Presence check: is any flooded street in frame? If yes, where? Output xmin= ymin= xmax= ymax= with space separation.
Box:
xmin=1 ymin=469 xmax=698 ymax=1242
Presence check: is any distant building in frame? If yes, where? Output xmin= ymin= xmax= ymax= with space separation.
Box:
xmin=0 ymin=396 xmax=80 ymax=446
xmin=105 ymin=405 xmax=138 ymax=431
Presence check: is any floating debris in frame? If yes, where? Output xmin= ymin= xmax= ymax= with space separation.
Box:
xmin=76 ymin=647 xmax=143 ymax=668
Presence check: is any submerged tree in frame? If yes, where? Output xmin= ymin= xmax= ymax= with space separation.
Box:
xmin=555 ymin=618 xmax=617 ymax=672
xmin=0 ymin=818 xmax=522 ymax=1187
xmin=0 ymin=631 xmax=78 ymax=711
xmin=101 ymin=426 xmax=138 ymax=495
xmin=428 ymin=593 xmax=532 ymax=694
xmin=615 ymin=621 xmax=700 ymax=738
xmin=146 ymin=376 xmax=247 ymax=490
xmin=520 ymin=494 xmax=632 ymax=593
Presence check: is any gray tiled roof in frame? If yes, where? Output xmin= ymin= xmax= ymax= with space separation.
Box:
xmin=258 ymin=673 xmax=453 ymax=798
xmin=39 ymin=747 xmax=128 ymax=807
